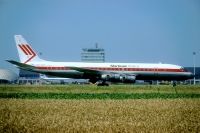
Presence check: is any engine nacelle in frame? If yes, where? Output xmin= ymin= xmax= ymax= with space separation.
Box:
xmin=123 ymin=75 xmax=136 ymax=83
xmin=101 ymin=74 xmax=136 ymax=83
xmin=101 ymin=74 xmax=110 ymax=80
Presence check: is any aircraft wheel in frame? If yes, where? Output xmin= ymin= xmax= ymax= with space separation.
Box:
xmin=97 ymin=82 xmax=109 ymax=86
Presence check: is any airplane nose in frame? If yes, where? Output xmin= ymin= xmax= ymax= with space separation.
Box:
xmin=188 ymin=72 xmax=194 ymax=78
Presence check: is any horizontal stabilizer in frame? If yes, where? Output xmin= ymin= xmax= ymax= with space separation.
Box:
xmin=6 ymin=60 xmax=35 ymax=71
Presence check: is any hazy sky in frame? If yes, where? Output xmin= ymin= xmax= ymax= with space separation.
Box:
xmin=0 ymin=0 xmax=200 ymax=73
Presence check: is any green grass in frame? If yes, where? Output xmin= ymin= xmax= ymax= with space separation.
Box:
xmin=0 ymin=92 xmax=200 ymax=99
xmin=0 ymin=85 xmax=199 ymax=99
xmin=0 ymin=84 xmax=200 ymax=93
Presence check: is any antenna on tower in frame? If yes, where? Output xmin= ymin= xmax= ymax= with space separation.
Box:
xmin=95 ymin=43 xmax=98 ymax=48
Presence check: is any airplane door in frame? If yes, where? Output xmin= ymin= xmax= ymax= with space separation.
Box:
xmin=154 ymin=67 xmax=158 ymax=78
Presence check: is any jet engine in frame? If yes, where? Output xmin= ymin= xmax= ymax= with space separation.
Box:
xmin=101 ymin=74 xmax=136 ymax=83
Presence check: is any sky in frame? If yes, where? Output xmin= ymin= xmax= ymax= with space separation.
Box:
xmin=0 ymin=0 xmax=200 ymax=73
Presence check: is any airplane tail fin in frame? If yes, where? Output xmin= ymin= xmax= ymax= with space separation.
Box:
xmin=14 ymin=35 xmax=43 ymax=63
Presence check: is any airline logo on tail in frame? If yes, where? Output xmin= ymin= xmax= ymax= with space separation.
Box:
xmin=18 ymin=44 xmax=36 ymax=63
xmin=14 ymin=35 xmax=42 ymax=64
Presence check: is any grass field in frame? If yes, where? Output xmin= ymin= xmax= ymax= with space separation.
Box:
xmin=1 ymin=99 xmax=200 ymax=132
xmin=1 ymin=84 xmax=200 ymax=94
xmin=0 ymin=85 xmax=200 ymax=99
xmin=0 ymin=85 xmax=200 ymax=132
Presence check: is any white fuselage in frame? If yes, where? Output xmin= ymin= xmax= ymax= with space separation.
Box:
xmin=28 ymin=60 xmax=193 ymax=81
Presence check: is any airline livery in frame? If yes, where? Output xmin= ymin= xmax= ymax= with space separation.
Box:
xmin=7 ymin=35 xmax=193 ymax=86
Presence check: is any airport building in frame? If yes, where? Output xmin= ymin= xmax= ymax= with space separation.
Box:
xmin=0 ymin=69 xmax=18 ymax=84
xmin=81 ymin=43 xmax=105 ymax=62
xmin=185 ymin=67 xmax=200 ymax=84
xmin=18 ymin=69 xmax=41 ymax=84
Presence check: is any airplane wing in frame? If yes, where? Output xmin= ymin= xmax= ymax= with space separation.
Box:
xmin=68 ymin=66 xmax=132 ymax=76
xmin=69 ymin=66 xmax=136 ymax=83
xmin=69 ymin=66 xmax=104 ymax=75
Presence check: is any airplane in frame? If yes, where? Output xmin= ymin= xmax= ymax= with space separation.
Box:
xmin=40 ymin=74 xmax=70 ymax=83
xmin=7 ymin=35 xmax=193 ymax=86
xmin=40 ymin=74 xmax=88 ymax=84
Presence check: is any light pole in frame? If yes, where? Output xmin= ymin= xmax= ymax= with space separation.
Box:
xmin=193 ymin=52 xmax=196 ymax=85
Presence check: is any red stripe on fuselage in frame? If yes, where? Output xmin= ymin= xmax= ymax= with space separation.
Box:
xmin=36 ymin=66 xmax=70 ymax=70
xmin=35 ymin=66 xmax=185 ymax=72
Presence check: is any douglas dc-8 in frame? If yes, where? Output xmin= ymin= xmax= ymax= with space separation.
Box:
xmin=7 ymin=35 xmax=193 ymax=86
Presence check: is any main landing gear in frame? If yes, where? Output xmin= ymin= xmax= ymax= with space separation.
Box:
xmin=173 ymin=81 xmax=177 ymax=87
xmin=97 ymin=81 xmax=109 ymax=86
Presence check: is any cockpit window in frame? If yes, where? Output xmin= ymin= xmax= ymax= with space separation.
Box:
xmin=181 ymin=67 xmax=187 ymax=72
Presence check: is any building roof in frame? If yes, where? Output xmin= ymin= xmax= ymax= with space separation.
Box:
xmin=0 ymin=69 xmax=18 ymax=82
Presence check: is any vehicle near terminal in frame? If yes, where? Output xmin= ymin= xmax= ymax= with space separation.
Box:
xmin=7 ymin=35 xmax=193 ymax=86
